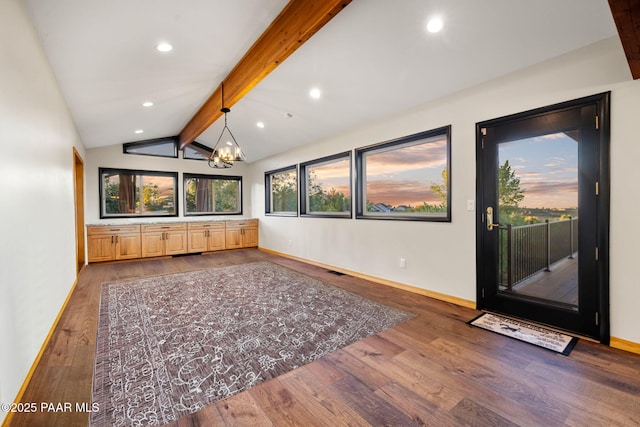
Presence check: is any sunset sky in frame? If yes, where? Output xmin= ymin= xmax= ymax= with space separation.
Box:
xmin=499 ymin=132 xmax=578 ymax=209
xmin=308 ymin=138 xmax=448 ymax=208
xmin=363 ymin=139 xmax=447 ymax=207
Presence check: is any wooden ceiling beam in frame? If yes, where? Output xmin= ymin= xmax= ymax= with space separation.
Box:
xmin=609 ymin=0 xmax=640 ymax=79
xmin=178 ymin=0 xmax=352 ymax=149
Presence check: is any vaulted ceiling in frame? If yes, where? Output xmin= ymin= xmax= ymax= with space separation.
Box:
xmin=25 ymin=0 xmax=630 ymax=162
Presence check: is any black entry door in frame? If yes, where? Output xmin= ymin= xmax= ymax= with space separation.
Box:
xmin=476 ymin=93 xmax=610 ymax=343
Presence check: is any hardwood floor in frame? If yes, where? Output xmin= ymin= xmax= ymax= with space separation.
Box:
xmin=7 ymin=249 xmax=640 ymax=426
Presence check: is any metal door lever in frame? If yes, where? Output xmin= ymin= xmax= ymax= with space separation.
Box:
xmin=486 ymin=207 xmax=500 ymax=231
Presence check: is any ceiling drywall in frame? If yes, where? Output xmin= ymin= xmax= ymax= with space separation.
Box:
xmin=24 ymin=0 xmax=619 ymax=162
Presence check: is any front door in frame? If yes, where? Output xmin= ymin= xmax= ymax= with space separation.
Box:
xmin=476 ymin=93 xmax=610 ymax=343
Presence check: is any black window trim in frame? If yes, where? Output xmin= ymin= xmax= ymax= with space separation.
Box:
xmin=99 ymin=167 xmax=179 ymax=219
xmin=265 ymin=164 xmax=299 ymax=217
xmin=183 ymin=141 xmax=213 ymax=161
xmin=183 ymin=172 xmax=243 ymax=216
xmin=122 ymin=136 xmax=179 ymax=158
xmin=300 ymin=151 xmax=353 ymax=219
xmin=355 ymin=126 xmax=452 ymax=222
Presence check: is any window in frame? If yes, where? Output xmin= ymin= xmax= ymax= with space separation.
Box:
xmin=355 ymin=126 xmax=451 ymax=221
xmin=100 ymin=168 xmax=178 ymax=218
xmin=184 ymin=173 xmax=242 ymax=215
xmin=265 ymin=165 xmax=298 ymax=216
xmin=183 ymin=141 xmax=213 ymax=160
xmin=123 ymin=137 xmax=178 ymax=158
xmin=300 ymin=152 xmax=352 ymax=218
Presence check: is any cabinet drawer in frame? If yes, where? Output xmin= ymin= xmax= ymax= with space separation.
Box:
xmin=141 ymin=223 xmax=186 ymax=233
xmin=88 ymin=224 xmax=140 ymax=235
xmin=188 ymin=222 xmax=225 ymax=230
xmin=226 ymin=219 xmax=258 ymax=228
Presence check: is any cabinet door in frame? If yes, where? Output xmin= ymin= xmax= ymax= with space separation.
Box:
xmin=165 ymin=231 xmax=187 ymax=255
xmin=188 ymin=229 xmax=208 ymax=253
xmin=225 ymin=227 xmax=242 ymax=249
xmin=242 ymin=227 xmax=258 ymax=248
xmin=208 ymin=228 xmax=226 ymax=251
xmin=141 ymin=232 xmax=165 ymax=258
xmin=88 ymin=234 xmax=114 ymax=262
xmin=115 ymin=233 xmax=142 ymax=260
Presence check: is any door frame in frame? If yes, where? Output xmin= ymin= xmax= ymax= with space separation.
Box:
xmin=73 ymin=147 xmax=85 ymax=274
xmin=475 ymin=93 xmax=610 ymax=344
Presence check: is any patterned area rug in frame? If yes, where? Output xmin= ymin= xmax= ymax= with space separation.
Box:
xmin=90 ymin=261 xmax=414 ymax=426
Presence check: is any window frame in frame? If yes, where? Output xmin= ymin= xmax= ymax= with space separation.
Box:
xmin=183 ymin=141 xmax=213 ymax=161
xmin=265 ymin=165 xmax=299 ymax=217
xmin=183 ymin=173 xmax=243 ymax=216
xmin=99 ymin=168 xmax=179 ymax=219
xmin=123 ymin=136 xmax=179 ymax=158
xmin=300 ymin=151 xmax=352 ymax=219
xmin=355 ymin=126 xmax=452 ymax=222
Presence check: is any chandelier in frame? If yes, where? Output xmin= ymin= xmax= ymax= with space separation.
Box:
xmin=208 ymin=82 xmax=246 ymax=168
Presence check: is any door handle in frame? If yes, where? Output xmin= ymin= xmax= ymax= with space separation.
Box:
xmin=486 ymin=207 xmax=500 ymax=231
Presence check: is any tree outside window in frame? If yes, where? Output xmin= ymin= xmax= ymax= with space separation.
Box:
xmin=184 ymin=174 xmax=242 ymax=215
xmin=100 ymin=168 xmax=177 ymax=218
xmin=300 ymin=153 xmax=352 ymax=218
xmin=265 ymin=166 xmax=298 ymax=215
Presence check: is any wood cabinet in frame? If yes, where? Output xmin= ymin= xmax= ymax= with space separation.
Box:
xmin=141 ymin=223 xmax=187 ymax=258
xmin=187 ymin=221 xmax=226 ymax=253
xmin=225 ymin=220 xmax=258 ymax=249
xmin=87 ymin=225 xmax=141 ymax=262
xmin=87 ymin=219 xmax=257 ymax=262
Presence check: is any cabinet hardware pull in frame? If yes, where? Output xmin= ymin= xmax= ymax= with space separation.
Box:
xmin=115 ymin=236 xmax=119 ymax=244
xmin=111 ymin=236 xmax=115 ymax=244
xmin=111 ymin=228 xmax=120 ymax=231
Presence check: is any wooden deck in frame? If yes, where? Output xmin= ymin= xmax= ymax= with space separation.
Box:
xmin=6 ymin=249 xmax=640 ymax=426
xmin=511 ymin=255 xmax=579 ymax=306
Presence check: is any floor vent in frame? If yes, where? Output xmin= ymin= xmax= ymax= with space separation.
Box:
xmin=327 ymin=270 xmax=347 ymax=276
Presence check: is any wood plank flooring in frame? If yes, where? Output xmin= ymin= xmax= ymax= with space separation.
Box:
xmin=6 ymin=249 xmax=640 ymax=426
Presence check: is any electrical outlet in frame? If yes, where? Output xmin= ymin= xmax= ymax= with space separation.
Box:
xmin=400 ymin=258 xmax=406 ymax=269
xmin=288 ymin=239 xmax=293 ymax=247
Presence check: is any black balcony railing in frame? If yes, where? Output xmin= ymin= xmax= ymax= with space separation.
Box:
xmin=498 ymin=217 xmax=578 ymax=290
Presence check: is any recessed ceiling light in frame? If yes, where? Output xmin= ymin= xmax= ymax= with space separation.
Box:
xmin=142 ymin=101 xmax=154 ymax=107
xmin=426 ymin=17 xmax=444 ymax=33
xmin=135 ymin=129 xmax=144 ymax=134
xmin=309 ymin=87 xmax=322 ymax=99
xmin=256 ymin=122 xmax=265 ymax=128
xmin=156 ymin=42 xmax=173 ymax=52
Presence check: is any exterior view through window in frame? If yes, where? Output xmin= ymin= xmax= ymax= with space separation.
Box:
xmin=184 ymin=174 xmax=241 ymax=215
xmin=356 ymin=127 xmax=451 ymax=221
xmin=100 ymin=168 xmax=177 ymax=218
xmin=300 ymin=152 xmax=351 ymax=217
xmin=497 ymin=131 xmax=579 ymax=307
xmin=265 ymin=166 xmax=298 ymax=215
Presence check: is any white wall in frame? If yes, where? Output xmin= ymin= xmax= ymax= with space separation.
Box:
xmin=85 ymin=144 xmax=252 ymax=224
xmin=0 ymin=0 xmax=85 ymax=422
xmin=250 ymin=37 xmax=640 ymax=345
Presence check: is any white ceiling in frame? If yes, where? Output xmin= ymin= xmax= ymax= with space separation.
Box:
xmin=25 ymin=0 xmax=618 ymax=162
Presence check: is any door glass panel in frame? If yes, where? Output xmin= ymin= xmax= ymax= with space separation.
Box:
xmin=497 ymin=131 xmax=578 ymax=310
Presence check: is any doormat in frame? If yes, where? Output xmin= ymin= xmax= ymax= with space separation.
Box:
xmin=468 ymin=312 xmax=578 ymax=355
